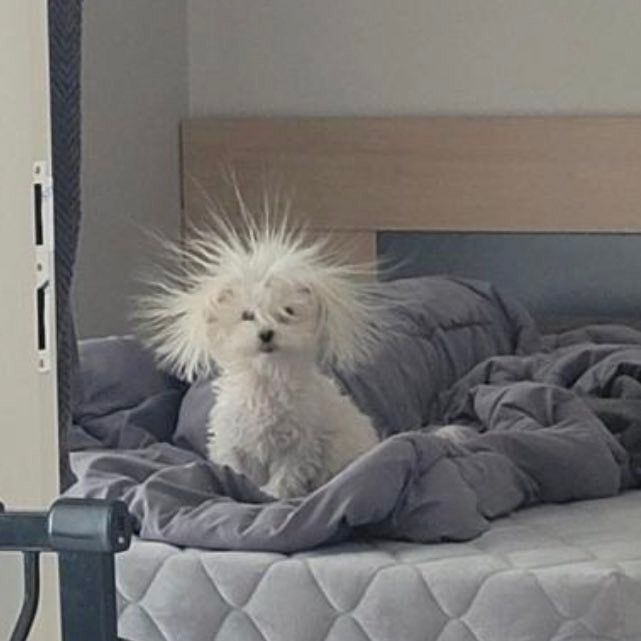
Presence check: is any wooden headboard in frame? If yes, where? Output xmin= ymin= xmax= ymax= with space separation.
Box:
xmin=182 ymin=116 xmax=641 ymax=262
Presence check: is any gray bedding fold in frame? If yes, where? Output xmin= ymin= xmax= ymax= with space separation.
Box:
xmin=66 ymin=276 xmax=640 ymax=551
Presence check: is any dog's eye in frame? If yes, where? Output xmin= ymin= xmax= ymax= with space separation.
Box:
xmin=241 ymin=310 xmax=255 ymax=321
xmin=284 ymin=306 xmax=295 ymax=316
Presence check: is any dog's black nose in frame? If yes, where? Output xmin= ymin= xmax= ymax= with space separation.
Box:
xmin=259 ymin=329 xmax=274 ymax=343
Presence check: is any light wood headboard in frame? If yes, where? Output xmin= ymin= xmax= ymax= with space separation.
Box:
xmin=182 ymin=116 xmax=641 ymax=262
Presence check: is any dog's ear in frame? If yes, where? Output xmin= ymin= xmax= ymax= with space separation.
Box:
xmin=135 ymin=278 xmax=223 ymax=382
xmin=307 ymin=273 xmax=381 ymax=371
xmin=205 ymin=286 xmax=234 ymax=324
xmin=216 ymin=287 xmax=234 ymax=305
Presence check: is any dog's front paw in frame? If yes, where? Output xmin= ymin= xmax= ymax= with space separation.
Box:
xmin=261 ymin=475 xmax=309 ymax=500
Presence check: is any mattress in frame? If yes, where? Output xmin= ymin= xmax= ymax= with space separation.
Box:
xmin=116 ymin=491 xmax=641 ymax=641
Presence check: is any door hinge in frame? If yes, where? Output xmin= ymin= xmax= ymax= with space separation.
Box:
xmin=33 ymin=161 xmax=54 ymax=373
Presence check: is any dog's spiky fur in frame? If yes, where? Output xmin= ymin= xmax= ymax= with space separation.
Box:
xmin=136 ymin=211 xmax=385 ymax=498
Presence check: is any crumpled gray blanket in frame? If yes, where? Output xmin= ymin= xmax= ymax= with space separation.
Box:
xmin=66 ymin=276 xmax=640 ymax=552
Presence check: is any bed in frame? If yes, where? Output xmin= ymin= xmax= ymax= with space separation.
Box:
xmin=73 ymin=117 xmax=641 ymax=641
xmin=116 ymin=493 xmax=641 ymax=641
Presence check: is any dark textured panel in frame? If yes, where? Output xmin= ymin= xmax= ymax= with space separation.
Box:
xmin=49 ymin=0 xmax=83 ymax=490
xmin=378 ymin=232 xmax=641 ymax=326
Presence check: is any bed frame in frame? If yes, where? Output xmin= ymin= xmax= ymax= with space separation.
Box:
xmin=0 ymin=498 xmax=131 ymax=641
xmin=181 ymin=116 xmax=641 ymax=326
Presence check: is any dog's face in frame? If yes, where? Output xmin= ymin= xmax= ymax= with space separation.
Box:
xmin=138 ymin=225 xmax=383 ymax=382
xmin=206 ymin=277 xmax=321 ymax=368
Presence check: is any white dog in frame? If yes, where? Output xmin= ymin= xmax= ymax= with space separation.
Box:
xmin=137 ymin=217 xmax=383 ymax=499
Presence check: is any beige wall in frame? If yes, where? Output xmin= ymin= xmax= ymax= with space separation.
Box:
xmin=75 ymin=0 xmax=188 ymax=337
xmin=188 ymin=0 xmax=641 ymax=116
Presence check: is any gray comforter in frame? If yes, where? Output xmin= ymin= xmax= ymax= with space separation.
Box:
xmin=67 ymin=277 xmax=640 ymax=552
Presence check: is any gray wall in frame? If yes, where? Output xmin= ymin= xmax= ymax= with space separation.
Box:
xmin=78 ymin=1 xmax=641 ymax=336
xmin=188 ymin=0 xmax=641 ymax=116
xmin=75 ymin=1 xmax=187 ymax=337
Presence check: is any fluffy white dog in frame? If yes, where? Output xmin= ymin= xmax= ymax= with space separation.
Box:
xmin=138 ymin=217 xmax=384 ymax=499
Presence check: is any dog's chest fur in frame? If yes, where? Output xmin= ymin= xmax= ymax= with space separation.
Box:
xmin=208 ymin=366 xmax=332 ymax=485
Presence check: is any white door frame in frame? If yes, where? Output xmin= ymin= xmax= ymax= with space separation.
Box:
xmin=0 ymin=1 xmax=61 ymax=639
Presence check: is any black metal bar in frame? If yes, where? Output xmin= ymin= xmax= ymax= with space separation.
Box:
xmin=0 ymin=499 xmax=131 ymax=554
xmin=48 ymin=499 xmax=131 ymax=554
xmin=0 ymin=499 xmax=132 ymax=641
xmin=58 ymin=551 xmax=119 ymax=641
xmin=0 ymin=514 xmax=49 ymax=552
xmin=9 ymin=552 xmax=40 ymax=641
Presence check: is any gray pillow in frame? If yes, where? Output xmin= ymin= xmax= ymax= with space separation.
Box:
xmin=72 ymin=335 xmax=186 ymax=450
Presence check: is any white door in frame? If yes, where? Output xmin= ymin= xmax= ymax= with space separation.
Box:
xmin=0 ymin=1 xmax=61 ymax=640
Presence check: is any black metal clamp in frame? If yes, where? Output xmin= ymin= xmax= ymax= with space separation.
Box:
xmin=0 ymin=498 xmax=132 ymax=641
